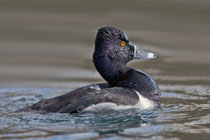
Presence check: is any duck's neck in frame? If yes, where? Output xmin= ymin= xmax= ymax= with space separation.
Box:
xmin=93 ymin=55 xmax=128 ymax=85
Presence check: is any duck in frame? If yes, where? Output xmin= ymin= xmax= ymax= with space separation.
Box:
xmin=25 ymin=26 xmax=161 ymax=113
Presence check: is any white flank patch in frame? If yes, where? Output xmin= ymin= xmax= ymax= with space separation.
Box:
xmin=82 ymin=91 xmax=156 ymax=112
xmin=82 ymin=102 xmax=133 ymax=112
xmin=134 ymin=91 xmax=156 ymax=109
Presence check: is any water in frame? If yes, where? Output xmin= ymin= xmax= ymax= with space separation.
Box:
xmin=0 ymin=0 xmax=210 ymax=139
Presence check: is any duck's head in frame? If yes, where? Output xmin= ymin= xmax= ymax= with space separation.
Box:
xmin=94 ymin=26 xmax=158 ymax=62
xmin=93 ymin=26 xmax=158 ymax=82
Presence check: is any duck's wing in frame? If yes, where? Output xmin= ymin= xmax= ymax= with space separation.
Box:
xmin=58 ymin=87 xmax=139 ymax=113
xmin=26 ymin=83 xmax=138 ymax=113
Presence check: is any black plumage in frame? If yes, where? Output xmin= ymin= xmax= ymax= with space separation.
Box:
xmin=25 ymin=26 xmax=160 ymax=113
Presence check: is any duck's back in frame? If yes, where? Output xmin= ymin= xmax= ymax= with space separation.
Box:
xmin=26 ymin=83 xmax=140 ymax=113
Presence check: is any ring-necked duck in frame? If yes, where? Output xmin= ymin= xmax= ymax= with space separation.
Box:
xmin=26 ymin=26 xmax=160 ymax=113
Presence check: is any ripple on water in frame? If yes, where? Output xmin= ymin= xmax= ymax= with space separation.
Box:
xmin=0 ymin=85 xmax=210 ymax=139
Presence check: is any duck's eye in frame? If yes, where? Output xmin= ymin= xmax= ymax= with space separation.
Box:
xmin=120 ymin=41 xmax=126 ymax=47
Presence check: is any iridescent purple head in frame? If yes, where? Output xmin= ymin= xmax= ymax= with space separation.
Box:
xmin=94 ymin=26 xmax=133 ymax=63
xmin=93 ymin=26 xmax=158 ymax=83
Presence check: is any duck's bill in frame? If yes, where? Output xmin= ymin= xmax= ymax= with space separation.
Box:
xmin=133 ymin=45 xmax=158 ymax=59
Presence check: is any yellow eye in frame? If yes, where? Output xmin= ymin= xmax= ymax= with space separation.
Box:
xmin=120 ymin=42 xmax=126 ymax=47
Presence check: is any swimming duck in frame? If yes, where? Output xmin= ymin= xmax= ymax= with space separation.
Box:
xmin=26 ymin=26 xmax=160 ymax=113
